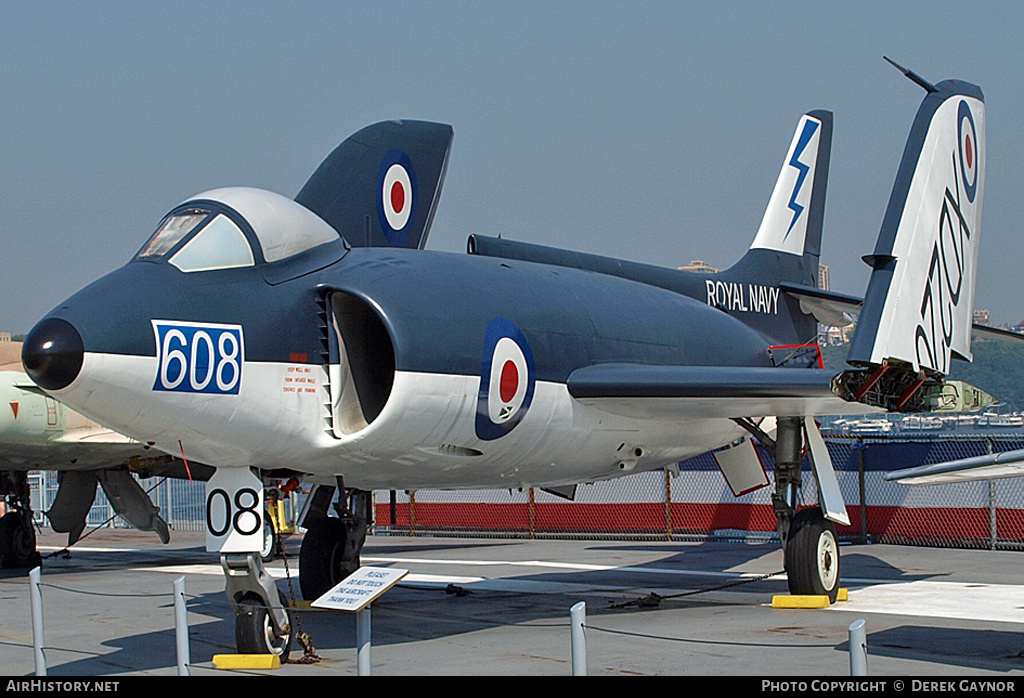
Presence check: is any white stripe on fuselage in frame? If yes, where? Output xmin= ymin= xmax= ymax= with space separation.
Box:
xmin=52 ymin=352 xmax=746 ymax=490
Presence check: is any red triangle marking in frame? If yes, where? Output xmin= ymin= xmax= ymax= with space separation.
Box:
xmin=10 ymin=402 xmax=18 ymax=419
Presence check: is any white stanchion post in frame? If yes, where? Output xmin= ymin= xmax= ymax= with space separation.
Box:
xmin=571 ymin=601 xmax=587 ymax=676
xmin=357 ymin=607 xmax=371 ymax=676
xmin=174 ymin=576 xmax=190 ymax=676
xmin=29 ymin=566 xmax=45 ymax=676
xmin=849 ymin=619 xmax=868 ymax=676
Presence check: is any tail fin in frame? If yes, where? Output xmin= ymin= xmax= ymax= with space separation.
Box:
xmin=467 ymin=111 xmax=833 ymax=347
xmin=747 ymin=109 xmax=832 ymax=260
xmin=295 ymin=120 xmax=454 ymax=249
xmin=714 ymin=110 xmax=833 ymax=345
xmin=847 ymin=64 xmax=984 ymax=377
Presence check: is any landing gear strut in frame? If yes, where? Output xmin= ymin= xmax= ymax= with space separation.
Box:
xmin=299 ymin=484 xmax=371 ymax=600
xmin=741 ymin=416 xmax=841 ymax=602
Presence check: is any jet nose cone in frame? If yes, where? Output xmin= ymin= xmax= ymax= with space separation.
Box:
xmin=22 ymin=318 xmax=85 ymax=391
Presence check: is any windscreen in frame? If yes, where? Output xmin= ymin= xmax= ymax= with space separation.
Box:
xmin=134 ymin=209 xmax=210 ymax=261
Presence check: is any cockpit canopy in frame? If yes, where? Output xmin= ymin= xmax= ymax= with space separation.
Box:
xmin=134 ymin=187 xmax=340 ymax=272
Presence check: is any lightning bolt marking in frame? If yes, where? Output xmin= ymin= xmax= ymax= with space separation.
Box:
xmin=784 ymin=119 xmax=820 ymax=239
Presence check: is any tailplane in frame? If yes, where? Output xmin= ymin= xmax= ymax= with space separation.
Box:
xmin=841 ymin=60 xmax=985 ymax=410
xmin=295 ymin=120 xmax=454 ymax=249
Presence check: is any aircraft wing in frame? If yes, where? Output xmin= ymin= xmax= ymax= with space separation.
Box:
xmin=566 ymin=364 xmax=882 ymax=420
xmin=0 ymin=427 xmax=165 ymax=472
xmin=885 ymin=448 xmax=1024 ymax=485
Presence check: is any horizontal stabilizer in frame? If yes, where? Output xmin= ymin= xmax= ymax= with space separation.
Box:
xmin=779 ymin=283 xmax=862 ymax=328
xmin=781 ymin=283 xmax=1024 ymax=346
xmin=885 ymin=448 xmax=1024 ymax=485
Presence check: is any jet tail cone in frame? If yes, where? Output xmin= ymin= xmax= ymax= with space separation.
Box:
xmin=22 ymin=318 xmax=84 ymax=391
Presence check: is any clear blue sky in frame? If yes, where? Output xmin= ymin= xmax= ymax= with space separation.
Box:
xmin=2 ymin=1 xmax=1022 ymax=334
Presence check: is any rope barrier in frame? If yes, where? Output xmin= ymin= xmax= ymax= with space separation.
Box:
xmin=583 ymin=623 xmax=837 ymax=648
xmin=35 ymin=582 xmax=172 ymax=598
xmin=609 ymin=569 xmax=786 ymax=609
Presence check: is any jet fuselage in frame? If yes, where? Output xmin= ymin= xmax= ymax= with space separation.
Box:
xmin=25 ymin=237 xmax=779 ymax=490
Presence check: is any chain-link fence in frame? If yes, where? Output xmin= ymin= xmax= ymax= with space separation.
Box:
xmin=26 ymin=433 xmax=1024 ymax=550
xmin=374 ymin=434 xmax=1024 ymax=550
xmin=29 ymin=473 xmax=210 ymax=533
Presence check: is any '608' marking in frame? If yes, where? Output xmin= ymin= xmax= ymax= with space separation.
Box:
xmin=152 ymin=320 xmax=243 ymax=394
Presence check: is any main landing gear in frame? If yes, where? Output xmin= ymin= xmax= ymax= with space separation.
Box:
xmin=0 ymin=472 xmax=41 ymax=570
xmin=785 ymin=507 xmax=840 ymax=600
xmin=298 ymin=484 xmax=371 ymax=600
xmin=741 ymin=416 xmax=841 ymax=603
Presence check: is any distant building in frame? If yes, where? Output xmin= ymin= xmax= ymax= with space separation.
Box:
xmin=678 ymin=260 xmax=718 ymax=274
xmin=815 ymin=264 xmax=848 ymax=345
xmin=974 ymin=309 xmax=990 ymax=326
xmin=0 ymin=334 xmax=20 ymax=368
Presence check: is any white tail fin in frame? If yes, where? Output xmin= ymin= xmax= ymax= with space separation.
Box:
xmin=748 ymin=110 xmax=832 ymax=258
xmin=848 ymin=67 xmax=985 ymax=377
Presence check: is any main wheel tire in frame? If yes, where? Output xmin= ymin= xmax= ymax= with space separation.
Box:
xmin=299 ymin=517 xmax=356 ymax=600
xmin=235 ymin=590 xmax=293 ymax=661
xmin=785 ymin=507 xmax=840 ymax=603
xmin=0 ymin=511 xmax=40 ymax=569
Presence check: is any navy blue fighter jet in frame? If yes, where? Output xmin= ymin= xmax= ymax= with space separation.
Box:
xmin=21 ymin=63 xmax=999 ymax=658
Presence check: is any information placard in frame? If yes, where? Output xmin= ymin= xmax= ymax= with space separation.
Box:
xmin=311 ymin=567 xmax=408 ymax=612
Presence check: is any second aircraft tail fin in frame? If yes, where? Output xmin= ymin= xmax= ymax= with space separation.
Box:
xmin=840 ymin=60 xmax=985 ymax=410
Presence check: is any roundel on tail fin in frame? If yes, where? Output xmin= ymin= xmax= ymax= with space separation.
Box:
xmin=475 ymin=319 xmax=535 ymax=441
xmin=957 ymin=100 xmax=978 ymax=203
xmin=377 ymin=149 xmax=417 ymax=245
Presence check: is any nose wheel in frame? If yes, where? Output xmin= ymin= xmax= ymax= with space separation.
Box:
xmin=235 ymin=589 xmax=293 ymax=660
xmin=784 ymin=507 xmax=840 ymax=603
